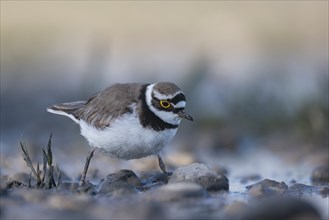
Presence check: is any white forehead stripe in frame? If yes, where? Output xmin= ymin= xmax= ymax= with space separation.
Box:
xmin=146 ymin=84 xmax=181 ymax=125
xmin=153 ymin=90 xmax=183 ymax=101
xmin=173 ymin=101 xmax=186 ymax=109
xmin=146 ymin=83 xmax=156 ymax=104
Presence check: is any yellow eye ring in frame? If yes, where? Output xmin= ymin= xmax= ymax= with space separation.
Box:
xmin=160 ymin=100 xmax=171 ymax=109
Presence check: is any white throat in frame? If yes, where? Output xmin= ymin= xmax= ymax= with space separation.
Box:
xmin=145 ymin=84 xmax=181 ymax=125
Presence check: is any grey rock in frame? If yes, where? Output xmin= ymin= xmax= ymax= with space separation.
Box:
xmin=169 ymin=163 xmax=229 ymax=191
xmin=311 ymin=165 xmax=329 ymax=185
xmin=97 ymin=170 xmax=142 ymax=196
xmin=246 ymin=179 xmax=288 ymax=198
xmin=319 ymin=186 xmax=329 ymax=198
xmin=105 ymin=169 xmax=142 ymax=187
xmin=288 ymin=183 xmax=329 ymax=198
xmin=145 ymin=182 xmax=206 ymax=202
xmin=78 ymin=181 xmax=97 ymax=195
xmin=56 ymin=181 xmax=95 ymax=194
xmin=7 ymin=172 xmax=36 ymax=187
xmin=140 ymin=171 xmax=172 ymax=186
xmin=140 ymin=172 xmax=167 ymax=190
xmin=98 ymin=182 xmax=138 ymax=196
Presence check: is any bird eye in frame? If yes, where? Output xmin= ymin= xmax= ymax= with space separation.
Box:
xmin=160 ymin=100 xmax=171 ymax=109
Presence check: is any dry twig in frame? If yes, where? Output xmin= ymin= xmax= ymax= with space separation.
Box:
xmin=20 ymin=141 xmax=41 ymax=184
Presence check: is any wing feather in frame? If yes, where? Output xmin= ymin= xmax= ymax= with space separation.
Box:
xmin=74 ymin=83 xmax=144 ymax=128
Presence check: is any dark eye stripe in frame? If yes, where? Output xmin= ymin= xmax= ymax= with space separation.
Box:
xmin=151 ymin=92 xmax=186 ymax=107
xmin=173 ymin=107 xmax=184 ymax=113
xmin=171 ymin=93 xmax=186 ymax=104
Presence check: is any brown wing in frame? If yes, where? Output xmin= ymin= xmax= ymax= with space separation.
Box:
xmin=73 ymin=83 xmax=144 ymax=129
xmin=48 ymin=101 xmax=86 ymax=115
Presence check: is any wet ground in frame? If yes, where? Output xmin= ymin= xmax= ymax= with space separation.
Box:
xmin=0 ymin=135 xmax=328 ymax=219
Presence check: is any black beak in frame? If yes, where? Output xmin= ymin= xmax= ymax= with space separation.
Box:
xmin=178 ymin=110 xmax=193 ymax=121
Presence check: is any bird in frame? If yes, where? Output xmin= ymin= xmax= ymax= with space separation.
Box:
xmin=47 ymin=82 xmax=193 ymax=174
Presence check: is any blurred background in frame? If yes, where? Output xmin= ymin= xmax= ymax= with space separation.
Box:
xmin=1 ymin=1 xmax=328 ymax=186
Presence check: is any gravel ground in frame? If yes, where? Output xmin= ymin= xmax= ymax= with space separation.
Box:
xmin=0 ymin=137 xmax=328 ymax=219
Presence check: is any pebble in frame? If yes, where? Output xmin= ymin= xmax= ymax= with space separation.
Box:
xmin=311 ymin=165 xmax=329 ymax=185
xmin=246 ymin=179 xmax=288 ymax=198
xmin=104 ymin=170 xmax=142 ymax=187
xmin=169 ymin=163 xmax=229 ymax=191
xmin=140 ymin=171 xmax=172 ymax=186
xmin=97 ymin=170 xmax=142 ymax=196
xmin=78 ymin=181 xmax=97 ymax=195
xmin=98 ymin=182 xmax=138 ymax=196
xmin=0 ymin=162 xmax=327 ymax=219
xmin=7 ymin=172 xmax=36 ymax=186
xmin=288 ymin=183 xmax=329 ymax=198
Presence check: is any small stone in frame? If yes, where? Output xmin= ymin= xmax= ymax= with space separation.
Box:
xmin=248 ymin=184 xmax=264 ymax=198
xmin=104 ymin=170 xmax=142 ymax=187
xmin=169 ymin=163 xmax=229 ymax=191
xmin=311 ymin=165 xmax=329 ymax=185
xmin=140 ymin=171 xmax=172 ymax=186
xmin=319 ymin=187 xmax=329 ymax=198
xmin=97 ymin=170 xmax=142 ymax=196
xmin=246 ymin=179 xmax=288 ymax=198
xmin=98 ymin=182 xmax=138 ymax=196
xmin=288 ymin=183 xmax=329 ymax=198
xmin=8 ymin=172 xmax=36 ymax=186
xmin=78 ymin=181 xmax=96 ymax=194
xmin=145 ymin=182 xmax=205 ymax=202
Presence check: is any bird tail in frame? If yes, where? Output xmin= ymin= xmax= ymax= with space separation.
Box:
xmin=47 ymin=101 xmax=86 ymax=123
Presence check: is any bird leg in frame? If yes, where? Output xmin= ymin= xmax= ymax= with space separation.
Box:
xmin=157 ymin=155 xmax=167 ymax=174
xmin=79 ymin=148 xmax=95 ymax=186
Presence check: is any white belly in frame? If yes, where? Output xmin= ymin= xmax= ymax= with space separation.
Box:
xmin=79 ymin=114 xmax=177 ymax=160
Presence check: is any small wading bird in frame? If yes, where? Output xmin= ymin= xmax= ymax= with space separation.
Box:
xmin=47 ymin=82 xmax=193 ymax=175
